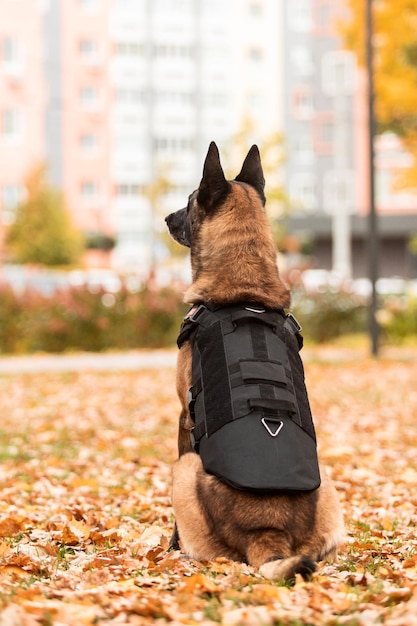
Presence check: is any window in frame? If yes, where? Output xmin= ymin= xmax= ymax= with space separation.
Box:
xmin=81 ymin=181 xmax=99 ymax=201
xmin=80 ymin=0 xmax=98 ymax=10
xmin=292 ymin=89 xmax=314 ymax=119
xmin=293 ymin=134 xmax=314 ymax=164
xmin=289 ymin=173 xmax=318 ymax=211
xmin=115 ymin=183 xmax=144 ymax=196
xmin=248 ymin=47 xmax=263 ymax=62
xmin=152 ymin=44 xmax=194 ymax=58
xmin=288 ymin=0 xmax=313 ymax=32
xmin=1 ymin=184 xmax=24 ymax=224
xmin=321 ymin=51 xmax=355 ymax=97
xmin=2 ymin=36 xmax=23 ymax=75
xmin=80 ymin=133 xmax=99 ymax=153
xmin=248 ymin=1 xmax=262 ymax=16
xmin=323 ymin=170 xmax=354 ymax=213
xmin=1 ymin=108 xmax=22 ymax=142
xmin=116 ymin=88 xmax=145 ymax=105
xmin=80 ymin=87 xmax=99 ymax=109
xmin=116 ymin=42 xmax=143 ymax=56
xmin=291 ymin=46 xmax=315 ymax=76
xmin=79 ymin=39 xmax=100 ymax=64
xmin=2 ymin=36 xmax=18 ymax=62
xmin=153 ymin=137 xmax=194 ymax=151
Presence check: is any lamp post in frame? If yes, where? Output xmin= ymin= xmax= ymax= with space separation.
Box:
xmin=365 ymin=0 xmax=379 ymax=357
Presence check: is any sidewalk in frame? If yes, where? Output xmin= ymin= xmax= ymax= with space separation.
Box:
xmin=0 ymin=345 xmax=415 ymax=375
xmin=0 ymin=349 xmax=177 ymax=375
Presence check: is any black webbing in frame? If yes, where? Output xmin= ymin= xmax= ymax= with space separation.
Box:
xmin=197 ymin=321 xmax=233 ymax=438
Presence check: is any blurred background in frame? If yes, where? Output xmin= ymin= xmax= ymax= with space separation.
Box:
xmin=1 ymin=0 xmax=417 ymax=352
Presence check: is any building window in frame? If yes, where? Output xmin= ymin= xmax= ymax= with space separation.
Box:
xmin=1 ymin=108 xmax=22 ymax=142
xmin=288 ymin=0 xmax=313 ymax=32
xmin=248 ymin=1 xmax=262 ymax=16
xmin=323 ymin=170 xmax=354 ymax=213
xmin=81 ymin=181 xmax=99 ymax=201
xmin=80 ymin=87 xmax=99 ymax=109
xmin=116 ymin=42 xmax=144 ymax=56
xmin=293 ymin=134 xmax=314 ymax=164
xmin=321 ymin=51 xmax=355 ymax=97
xmin=79 ymin=39 xmax=100 ymax=63
xmin=2 ymin=36 xmax=18 ymax=62
xmin=292 ymin=89 xmax=314 ymax=119
xmin=116 ymin=88 xmax=145 ymax=105
xmin=248 ymin=47 xmax=263 ymax=62
xmin=1 ymin=184 xmax=24 ymax=224
xmin=1 ymin=37 xmax=23 ymax=75
xmin=153 ymin=137 xmax=194 ymax=151
xmin=289 ymin=173 xmax=318 ymax=211
xmin=291 ymin=46 xmax=315 ymax=76
xmin=115 ymin=183 xmax=144 ymax=196
xmin=152 ymin=44 xmax=194 ymax=58
xmin=80 ymin=133 xmax=99 ymax=153
xmin=80 ymin=0 xmax=98 ymax=10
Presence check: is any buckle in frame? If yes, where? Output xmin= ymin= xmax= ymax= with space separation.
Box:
xmin=185 ymin=304 xmax=206 ymax=323
xmin=245 ymin=306 xmax=265 ymax=314
xmin=285 ymin=312 xmax=302 ymax=334
xmin=190 ymin=428 xmax=199 ymax=452
xmin=188 ymin=388 xmax=196 ymax=421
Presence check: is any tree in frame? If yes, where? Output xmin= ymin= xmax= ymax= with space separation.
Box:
xmin=6 ymin=166 xmax=83 ymax=267
xmin=340 ymin=0 xmax=417 ymax=188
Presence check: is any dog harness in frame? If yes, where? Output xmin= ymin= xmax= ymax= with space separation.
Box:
xmin=177 ymin=303 xmax=321 ymax=493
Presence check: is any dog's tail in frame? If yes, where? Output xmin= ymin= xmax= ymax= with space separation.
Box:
xmin=259 ymin=555 xmax=316 ymax=584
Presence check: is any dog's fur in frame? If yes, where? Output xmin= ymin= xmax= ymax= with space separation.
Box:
xmin=165 ymin=142 xmax=345 ymax=582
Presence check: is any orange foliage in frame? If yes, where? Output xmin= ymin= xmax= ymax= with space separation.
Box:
xmin=341 ymin=0 xmax=417 ymax=188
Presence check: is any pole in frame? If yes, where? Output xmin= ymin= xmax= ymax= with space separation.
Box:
xmin=365 ymin=0 xmax=379 ymax=356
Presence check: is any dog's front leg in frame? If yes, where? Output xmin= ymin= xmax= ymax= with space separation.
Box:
xmin=170 ymin=342 xmax=194 ymax=551
xmin=176 ymin=342 xmax=194 ymax=457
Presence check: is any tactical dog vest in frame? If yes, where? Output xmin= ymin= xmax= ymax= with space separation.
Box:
xmin=177 ymin=304 xmax=321 ymax=493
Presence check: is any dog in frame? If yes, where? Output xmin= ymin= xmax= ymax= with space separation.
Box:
xmin=165 ymin=142 xmax=345 ymax=582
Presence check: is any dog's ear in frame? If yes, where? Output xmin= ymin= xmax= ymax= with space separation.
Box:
xmin=197 ymin=142 xmax=229 ymax=212
xmin=235 ymin=145 xmax=265 ymax=204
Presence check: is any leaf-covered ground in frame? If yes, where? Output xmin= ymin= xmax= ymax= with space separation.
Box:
xmin=0 ymin=349 xmax=417 ymax=625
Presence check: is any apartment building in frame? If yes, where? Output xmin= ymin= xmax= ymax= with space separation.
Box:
xmin=0 ymin=0 xmax=45 ymax=227
xmin=44 ymin=0 xmax=113 ymax=235
xmin=0 ymin=0 xmax=283 ymax=275
xmin=109 ymin=0 xmax=282 ymax=271
xmin=282 ymin=0 xmax=417 ymax=279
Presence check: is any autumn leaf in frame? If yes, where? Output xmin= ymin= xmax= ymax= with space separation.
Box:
xmin=0 ymin=352 xmax=417 ymax=624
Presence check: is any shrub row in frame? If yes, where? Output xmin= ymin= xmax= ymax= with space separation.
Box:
xmin=0 ymin=283 xmax=187 ymax=354
xmin=291 ymin=288 xmax=368 ymax=343
xmin=0 ymin=282 xmax=416 ymax=354
xmin=291 ymin=287 xmax=417 ymax=345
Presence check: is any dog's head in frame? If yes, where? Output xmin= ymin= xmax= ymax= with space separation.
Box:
xmin=165 ymin=141 xmax=265 ymax=248
xmin=165 ymin=141 xmax=290 ymax=309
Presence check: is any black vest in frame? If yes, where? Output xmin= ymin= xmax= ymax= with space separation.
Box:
xmin=177 ymin=304 xmax=321 ymax=493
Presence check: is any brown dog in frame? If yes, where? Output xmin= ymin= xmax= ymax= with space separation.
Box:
xmin=165 ymin=142 xmax=345 ymax=582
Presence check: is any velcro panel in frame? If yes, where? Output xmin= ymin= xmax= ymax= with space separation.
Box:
xmin=197 ymin=321 xmax=232 ymax=437
xmin=239 ymin=359 xmax=286 ymax=385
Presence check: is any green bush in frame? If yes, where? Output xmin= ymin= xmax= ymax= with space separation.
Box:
xmin=291 ymin=288 xmax=368 ymax=343
xmin=378 ymin=296 xmax=417 ymax=344
xmin=0 ymin=282 xmax=187 ymax=354
xmin=1 ymin=281 xmax=416 ymax=354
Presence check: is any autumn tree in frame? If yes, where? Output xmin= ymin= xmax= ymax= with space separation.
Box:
xmin=6 ymin=166 xmax=83 ymax=267
xmin=340 ymin=0 xmax=417 ymax=188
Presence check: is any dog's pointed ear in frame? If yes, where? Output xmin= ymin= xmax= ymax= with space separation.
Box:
xmin=235 ymin=145 xmax=265 ymax=203
xmin=197 ymin=142 xmax=229 ymax=211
